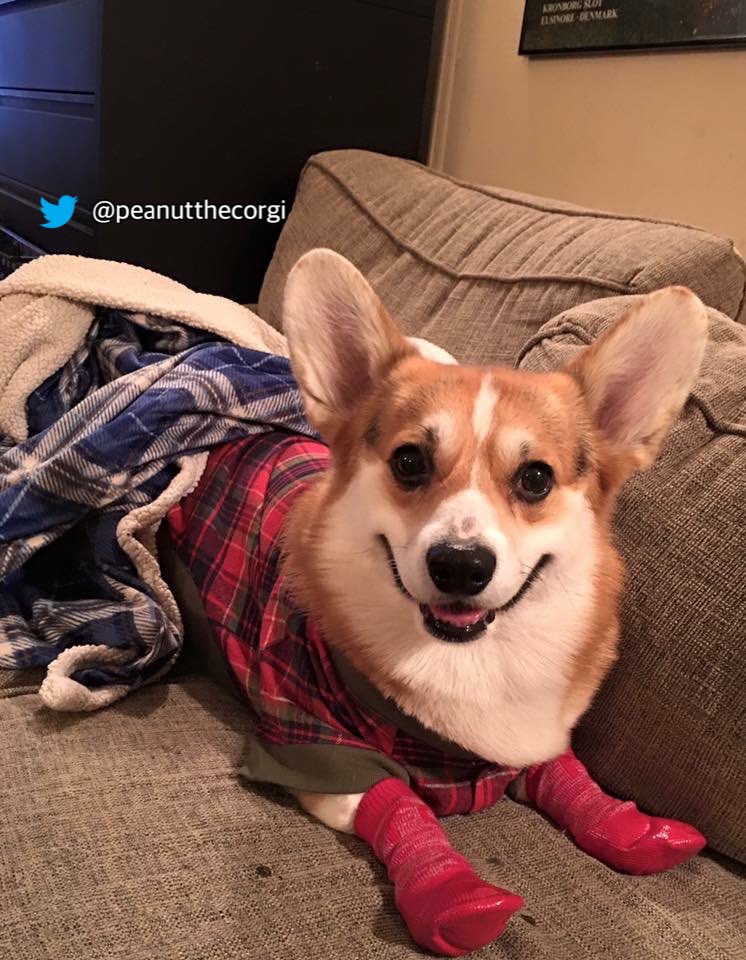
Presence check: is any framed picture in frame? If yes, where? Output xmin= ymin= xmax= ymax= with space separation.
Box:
xmin=519 ymin=1 xmax=746 ymax=55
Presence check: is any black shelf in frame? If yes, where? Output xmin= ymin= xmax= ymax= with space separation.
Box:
xmin=0 ymin=0 xmax=445 ymax=301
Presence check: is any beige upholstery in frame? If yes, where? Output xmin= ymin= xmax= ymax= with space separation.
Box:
xmin=258 ymin=151 xmax=746 ymax=368
xmin=2 ymin=680 xmax=744 ymax=960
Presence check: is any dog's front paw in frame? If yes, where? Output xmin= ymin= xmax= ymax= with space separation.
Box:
xmin=404 ymin=875 xmax=524 ymax=957
xmin=355 ymin=778 xmax=523 ymax=955
xmin=576 ymin=808 xmax=706 ymax=876
xmin=525 ymin=751 xmax=706 ymax=875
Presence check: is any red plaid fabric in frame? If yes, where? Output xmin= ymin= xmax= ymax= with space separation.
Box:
xmin=166 ymin=432 xmax=519 ymax=816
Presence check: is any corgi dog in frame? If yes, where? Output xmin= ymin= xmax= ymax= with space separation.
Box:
xmin=167 ymin=248 xmax=708 ymax=956
xmin=283 ymin=246 xmax=707 ymax=770
xmin=281 ymin=250 xmax=707 ymax=953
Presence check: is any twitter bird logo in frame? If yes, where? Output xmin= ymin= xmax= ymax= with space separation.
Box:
xmin=40 ymin=194 xmax=78 ymax=228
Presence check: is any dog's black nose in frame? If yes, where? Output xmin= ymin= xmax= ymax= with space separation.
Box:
xmin=426 ymin=542 xmax=496 ymax=596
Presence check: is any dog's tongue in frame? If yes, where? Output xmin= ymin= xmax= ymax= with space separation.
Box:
xmin=429 ymin=604 xmax=486 ymax=627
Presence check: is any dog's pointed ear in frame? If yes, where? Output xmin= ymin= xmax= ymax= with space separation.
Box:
xmin=283 ymin=249 xmax=411 ymax=437
xmin=567 ymin=286 xmax=707 ymax=473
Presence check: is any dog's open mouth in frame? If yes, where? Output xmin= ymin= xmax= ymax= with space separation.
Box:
xmin=419 ymin=602 xmax=495 ymax=642
xmin=378 ymin=535 xmax=550 ymax=643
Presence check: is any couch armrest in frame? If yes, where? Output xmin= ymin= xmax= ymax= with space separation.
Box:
xmin=518 ymin=295 xmax=746 ymax=864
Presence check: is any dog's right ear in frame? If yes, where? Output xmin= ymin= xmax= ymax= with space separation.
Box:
xmin=283 ymin=248 xmax=410 ymax=438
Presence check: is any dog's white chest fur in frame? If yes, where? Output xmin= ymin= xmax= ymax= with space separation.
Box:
xmin=384 ymin=552 xmax=597 ymax=768
xmin=319 ymin=468 xmax=599 ymax=769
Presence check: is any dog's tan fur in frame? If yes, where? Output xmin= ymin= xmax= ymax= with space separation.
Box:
xmin=281 ymin=250 xmax=707 ymax=831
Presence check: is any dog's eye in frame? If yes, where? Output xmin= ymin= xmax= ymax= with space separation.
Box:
xmin=390 ymin=444 xmax=431 ymax=488
xmin=515 ymin=461 xmax=554 ymax=502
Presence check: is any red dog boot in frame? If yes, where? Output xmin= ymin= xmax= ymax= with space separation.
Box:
xmin=355 ymin=778 xmax=523 ymax=956
xmin=524 ymin=750 xmax=705 ymax=875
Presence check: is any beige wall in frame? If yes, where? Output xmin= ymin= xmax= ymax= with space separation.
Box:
xmin=431 ymin=0 xmax=746 ymax=253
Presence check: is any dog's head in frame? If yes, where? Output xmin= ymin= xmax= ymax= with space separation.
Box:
xmin=283 ymin=249 xmax=707 ymax=762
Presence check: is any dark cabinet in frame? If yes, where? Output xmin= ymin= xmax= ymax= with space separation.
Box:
xmin=0 ymin=0 xmax=444 ymax=300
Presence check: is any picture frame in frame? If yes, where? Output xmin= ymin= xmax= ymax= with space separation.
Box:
xmin=519 ymin=1 xmax=746 ymax=56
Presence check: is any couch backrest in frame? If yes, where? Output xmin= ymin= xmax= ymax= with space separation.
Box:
xmin=258 ymin=150 xmax=746 ymax=366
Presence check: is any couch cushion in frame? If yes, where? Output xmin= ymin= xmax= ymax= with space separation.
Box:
xmin=258 ymin=150 xmax=746 ymax=365
xmin=1 ymin=678 xmax=743 ymax=960
xmin=518 ymin=296 xmax=746 ymax=865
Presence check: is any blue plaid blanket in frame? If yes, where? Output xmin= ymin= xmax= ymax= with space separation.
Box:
xmin=0 ymin=307 xmax=313 ymax=708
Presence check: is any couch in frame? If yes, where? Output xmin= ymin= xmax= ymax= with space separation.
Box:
xmin=2 ymin=150 xmax=744 ymax=960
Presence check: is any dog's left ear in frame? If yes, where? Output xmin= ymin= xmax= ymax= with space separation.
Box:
xmin=283 ymin=248 xmax=410 ymax=438
xmin=567 ymin=286 xmax=707 ymax=472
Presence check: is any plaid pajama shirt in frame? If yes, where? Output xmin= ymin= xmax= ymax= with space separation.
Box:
xmin=166 ymin=431 xmax=519 ymax=817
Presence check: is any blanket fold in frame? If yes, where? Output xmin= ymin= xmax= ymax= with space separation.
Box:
xmin=0 ymin=254 xmax=313 ymax=711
